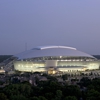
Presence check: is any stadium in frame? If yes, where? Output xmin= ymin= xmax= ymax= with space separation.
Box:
xmin=14 ymin=46 xmax=100 ymax=74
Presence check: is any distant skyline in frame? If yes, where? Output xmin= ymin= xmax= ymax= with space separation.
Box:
xmin=0 ymin=0 xmax=100 ymax=55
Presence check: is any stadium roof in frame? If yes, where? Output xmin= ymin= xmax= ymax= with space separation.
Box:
xmin=33 ymin=46 xmax=77 ymax=50
xmin=14 ymin=46 xmax=94 ymax=59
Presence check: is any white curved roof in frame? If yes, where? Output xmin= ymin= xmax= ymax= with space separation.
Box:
xmin=33 ymin=46 xmax=77 ymax=50
xmin=15 ymin=45 xmax=94 ymax=59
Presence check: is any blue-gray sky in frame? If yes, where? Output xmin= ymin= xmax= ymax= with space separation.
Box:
xmin=0 ymin=0 xmax=100 ymax=55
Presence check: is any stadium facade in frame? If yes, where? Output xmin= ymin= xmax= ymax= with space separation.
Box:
xmin=14 ymin=46 xmax=100 ymax=74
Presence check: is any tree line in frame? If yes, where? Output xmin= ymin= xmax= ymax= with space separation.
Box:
xmin=0 ymin=75 xmax=100 ymax=100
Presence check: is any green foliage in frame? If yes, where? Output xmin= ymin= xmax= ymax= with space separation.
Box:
xmin=30 ymin=96 xmax=39 ymax=100
xmin=86 ymin=89 xmax=100 ymax=100
xmin=63 ymin=85 xmax=81 ymax=98
xmin=0 ymin=81 xmax=4 ymax=85
xmin=79 ymin=77 xmax=91 ymax=87
xmin=11 ymin=77 xmax=20 ymax=84
xmin=3 ymin=83 xmax=32 ymax=98
xmin=0 ymin=93 xmax=8 ymax=100
xmin=1 ymin=75 xmax=100 ymax=100
xmin=62 ymin=74 xmax=68 ymax=81
xmin=35 ymin=76 xmax=39 ymax=84
xmin=64 ymin=96 xmax=77 ymax=100
xmin=39 ymin=96 xmax=47 ymax=100
xmin=54 ymin=90 xmax=62 ymax=100
xmin=10 ymin=95 xmax=28 ymax=100
xmin=45 ymin=92 xmax=53 ymax=100
xmin=56 ymin=90 xmax=62 ymax=97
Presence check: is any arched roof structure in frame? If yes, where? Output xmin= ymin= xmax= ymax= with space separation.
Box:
xmin=14 ymin=46 xmax=94 ymax=59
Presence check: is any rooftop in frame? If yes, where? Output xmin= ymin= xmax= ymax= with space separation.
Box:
xmin=33 ymin=46 xmax=77 ymax=50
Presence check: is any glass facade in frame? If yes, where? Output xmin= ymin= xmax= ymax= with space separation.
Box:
xmin=14 ymin=56 xmax=100 ymax=73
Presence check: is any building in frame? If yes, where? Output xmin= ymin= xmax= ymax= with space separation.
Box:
xmin=14 ymin=46 xmax=100 ymax=74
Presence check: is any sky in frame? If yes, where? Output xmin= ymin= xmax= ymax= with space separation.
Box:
xmin=0 ymin=0 xmax=100 ymax=55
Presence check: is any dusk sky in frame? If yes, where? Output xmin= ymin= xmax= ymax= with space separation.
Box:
xmin=0 ymin=0 xmax=100 ymax=55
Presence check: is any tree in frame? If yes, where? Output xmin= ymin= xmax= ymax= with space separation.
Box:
xmin=80 ymin=77 xmax=91 ymax=87
xmin=86 ymin=89 xmax=100 ymax=100
xmin=19 ymin=84 xmax=32 ymax=97
xmin=0 ymin=93 xmax=8 ymax=100
xmin=62 ymin=74 xmax=68 ymax=81
xmin=63 ymin=85 xmax=81 ymax=98
xmin=39 ymin=96 xmax=47 ymax=100
xmin=45 ymin=92 xmax=53 ymax=100
xmin=30 ymin=96 xmax=39 ymax=100
xmin=10 ymin=95 xmax=28 ymax=100
xmin=64 ymin=96 xmax=77 ymax=100
xmin=11 ymin=77 xmax=20 ymax=84
xmin=54 ymin=90 xmax=62 ymax=100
